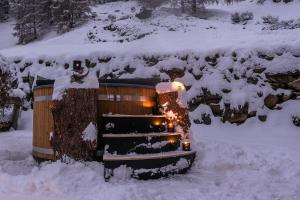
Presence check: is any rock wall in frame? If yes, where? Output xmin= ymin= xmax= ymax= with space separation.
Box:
xmin=3 ymin=45 xmax=300 ymax=126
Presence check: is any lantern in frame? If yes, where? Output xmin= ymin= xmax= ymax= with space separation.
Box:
xmin=73 ymin=60 xmax=82 ymax=71
xmin=167 ymin=121 xmax=175 ymax=132
xmin=182 ymin=139 xmax=191 ymax=151
xmin=153 ymin=120 xmax=161 ymax=126
xmin=168 ymin=138 xmax=176 ymax=144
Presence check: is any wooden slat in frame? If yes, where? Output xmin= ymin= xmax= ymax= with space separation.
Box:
xmin=33 ymin=87 xmax=54 ymax=161
xmin=103 ymin=151 xmax=196 ymax=161
xmin=97 ymin=86 xmax=157 ymax=116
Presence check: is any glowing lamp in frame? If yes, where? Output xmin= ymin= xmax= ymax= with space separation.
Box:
xmin=182 ymin=140 xmax=191 ymax=151
xmin=168 ymin=138 xmax=176 ymax=144
xmin=73 ymin=60 xmax=82 ymax=71
xmin=142 ymin=101 xmax=155 ymax=108
xmin=167 ymin=122 xmax=175 ymax=132
xmin=153 ymin=120 xmax=161 ymax=126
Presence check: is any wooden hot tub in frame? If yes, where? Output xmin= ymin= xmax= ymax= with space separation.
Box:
xmin=32 ymin=79 xmax=160 ymax=161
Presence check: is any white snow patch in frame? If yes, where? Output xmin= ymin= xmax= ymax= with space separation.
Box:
xmin=52 ymin=72 xmax=99 ymax=100
xmin=9 ymin=88 xmax=26 ymax=99
xmin=82 ymin=122 xmax=97 ymax=142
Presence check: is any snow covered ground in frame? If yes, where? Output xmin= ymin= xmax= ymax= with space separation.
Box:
xmin=1 ymin=101 xmax=300 ymax=200
xmin=1 ymin=1 xmax=300 ymax=199
xmin=1 ymin=1 xmax=300 ymax=58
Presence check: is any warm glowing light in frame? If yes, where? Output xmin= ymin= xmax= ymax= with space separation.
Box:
xmin=168 ymin=138 xmax=176 ymax=144
xmin=167 ymin=122 xmax=174 ymax=128
xmin=172 ymin=81 xmax=185 ymax=91
xmin=155 ymin=81 xmax=186 ymax=94
xmin=182 ymin=140 xmax=191 ymax=151
xmin=73 ymin=61 xmax=82 ymax=70
xmin=153 ymin=120 xmax=161 ymax=126
xmin=142 ymin=101 xmax=155 ymax=108
xmin=167 ymin=121 xmax=175 ymax=132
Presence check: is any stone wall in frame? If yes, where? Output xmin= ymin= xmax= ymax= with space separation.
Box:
xmin=4 ymin=46 xmax=300 ymax=126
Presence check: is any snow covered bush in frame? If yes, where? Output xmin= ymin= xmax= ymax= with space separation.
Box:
xmin=231 ymin=12 xmax=253 ymax=25
xmin=0 ymin=0 xmax=9 ymax=22
xmin=273 ymin=0 xmax=294 ymax=3
xmin=257 ymin=0 xmax=293 ymax=3
xmin=0 ymin=55 xmax=13 ymax=109
xmin=135 ymin=7 xmax=153 ymax=19
xmin=262 ymin=15 xmax=300 ymax=30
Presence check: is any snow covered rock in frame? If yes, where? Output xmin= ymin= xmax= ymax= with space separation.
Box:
xmin=289 ymin=79 xmax=300 ymax=90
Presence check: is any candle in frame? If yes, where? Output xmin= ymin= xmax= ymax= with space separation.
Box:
xmin=182 ymin=140 xmax=191 ymax=151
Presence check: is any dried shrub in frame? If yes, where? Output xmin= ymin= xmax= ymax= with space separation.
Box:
xmin=231 ymin=12 xmax=254 ymax=25
xmin=158 ymin=91 xmax=191 ymax=137
xmin=262 ymin=15 xmax=300 ymax=30
xmin=51 ymin=89 xmax=98 ymax=161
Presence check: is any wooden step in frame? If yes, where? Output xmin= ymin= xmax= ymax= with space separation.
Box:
xmin=103 ymin=150 xmax=196 ymax=180
xmin=103 ymin=132 xmax=181 ymax=155
xmin=100 ymin=114 xmax=167 ymax=133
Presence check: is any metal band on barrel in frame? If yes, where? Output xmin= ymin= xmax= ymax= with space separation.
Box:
xmin=34 ymin=96 xmax=52 ymax=102
xmin=33 ymin=146 xmax=54 ymax=155
xmin=98 ymin=94 xmax=154 ymax=102
xmin=34 ymin=95 xmax=154 ymax=102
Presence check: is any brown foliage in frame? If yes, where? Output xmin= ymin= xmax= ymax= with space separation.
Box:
xmin=51 ymin=88 xmax=98 ymax=161
xmin=158 ymin=91 xmax=191 ymax=137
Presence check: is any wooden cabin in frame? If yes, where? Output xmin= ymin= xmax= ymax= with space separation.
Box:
xmin=33 ymin=78 xmax=196 ymax=180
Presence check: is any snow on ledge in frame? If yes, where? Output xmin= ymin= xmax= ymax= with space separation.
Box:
xmin=155 ymin=81 xmax=186 ymax=94
xmin=52 ymin=72 xmax=99 ymax=100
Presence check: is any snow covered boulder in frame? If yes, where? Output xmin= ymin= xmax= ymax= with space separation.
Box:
xmin=289 ymin=79 xmax=300 ymax=91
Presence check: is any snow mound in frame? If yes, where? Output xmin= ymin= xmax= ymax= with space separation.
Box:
xmin=52 ymin=72 xmax=99 ymax=100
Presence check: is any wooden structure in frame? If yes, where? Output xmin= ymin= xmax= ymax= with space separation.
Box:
xmin=97 ymin=82 xmax=158 ymax=116
xmin=32 ymin=78 xmax=196 ymax=180
xmin=33 ymin=85 xmax=54 ymax=161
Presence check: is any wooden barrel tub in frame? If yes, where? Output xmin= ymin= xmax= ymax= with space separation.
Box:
xmin=97 ymin=82 xmax=158 ymax=116
xmin=33 ymin=85 xmax=55 ymax=161
xmin=32 ymin=79 xmax=159 ymax=161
